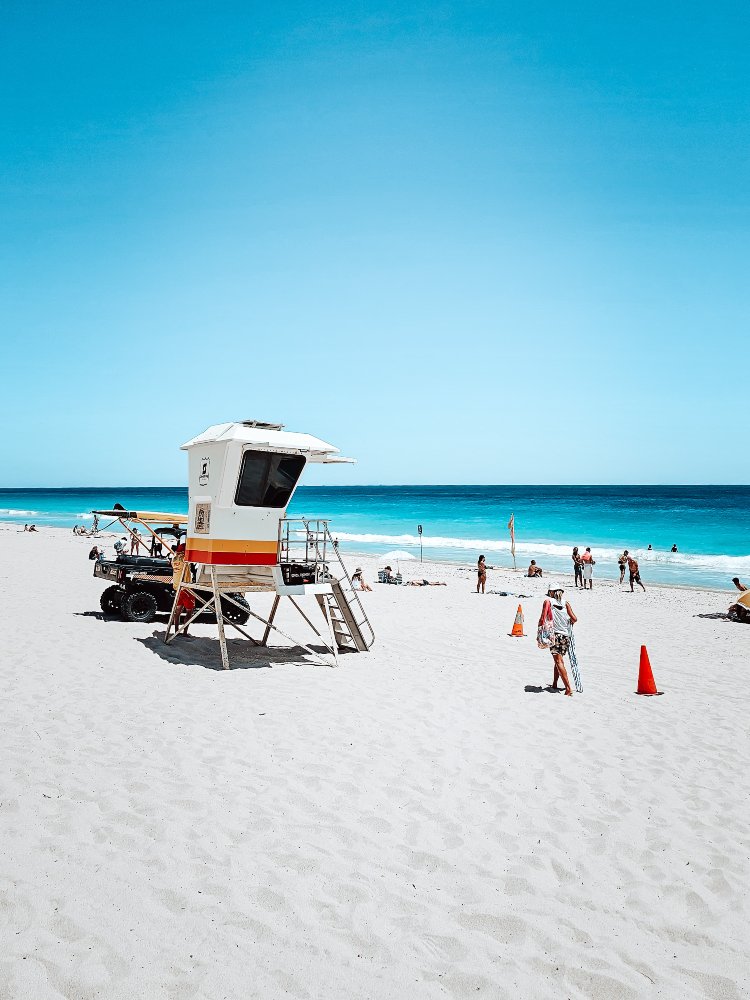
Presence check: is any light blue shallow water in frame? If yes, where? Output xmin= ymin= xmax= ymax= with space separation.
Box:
xmin=2 ymin=485 xmax=748 ymax=590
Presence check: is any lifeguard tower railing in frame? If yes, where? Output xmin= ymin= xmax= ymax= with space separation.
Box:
xmin=278 ymin=518 xmax=375 ymax=651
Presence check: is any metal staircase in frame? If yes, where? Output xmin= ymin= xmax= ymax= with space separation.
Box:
xmin=279 ymin=518 xmax=375 ymax=652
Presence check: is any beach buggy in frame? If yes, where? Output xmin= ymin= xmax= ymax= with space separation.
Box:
xmin=91 ymin=506 xmax=251 ymax=625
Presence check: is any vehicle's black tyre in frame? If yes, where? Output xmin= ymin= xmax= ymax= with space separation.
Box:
xmin=221 ymin=594 xmax=251 ymax=626
xmin=100 ymin=586 xmax=123 ymax=617
xmin=121 ymin=589 xmax=158 ymax=623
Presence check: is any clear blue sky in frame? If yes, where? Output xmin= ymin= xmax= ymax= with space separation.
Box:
xmin=1 ymin=2 xmax=747 ymax=486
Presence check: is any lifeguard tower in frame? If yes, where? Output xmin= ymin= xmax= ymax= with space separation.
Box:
xmin=164 ymin=420 xmax=375 ymax=668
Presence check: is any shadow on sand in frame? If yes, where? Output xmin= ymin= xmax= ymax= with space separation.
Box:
xmin=524 ymin=684 xmax=564 ymax=694
xmin=136 ymin=631 xmax=338 ymax=671
xmin=74 ymin=610 xmax=172 ymax=623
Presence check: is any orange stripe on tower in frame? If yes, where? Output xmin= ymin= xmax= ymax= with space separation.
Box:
xmin=186 ymin=549 xmax=277 ymax=566
xmin=186 ymin=537 xmax=277 ymax=554
xmin=185 ymin=537 xmax=279 ymax=566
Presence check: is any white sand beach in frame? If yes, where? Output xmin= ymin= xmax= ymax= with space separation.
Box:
xmin=1 ymin=524 xmax=748 ymax=999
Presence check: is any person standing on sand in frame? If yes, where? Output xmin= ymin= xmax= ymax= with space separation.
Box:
xmin=618 ymin=550 xmax=628 ymax=585
xmin=538 ymin=587 xmax=577 ymax=697
xmin=627 ymin=553 xmax=646 ymax=592
xmin=572 ymin=547 xmax=583 ymax=589
xmin=581 ymin=547 xmax=594 ymax=589
xmin=477 ymin=555 xmax=487 ymax=594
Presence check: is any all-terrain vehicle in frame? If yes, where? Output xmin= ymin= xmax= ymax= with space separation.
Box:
xmin=95 ymin=554 xmax=251 ymax=624
xmin=91 ymin=506 xmax=251 ymax=626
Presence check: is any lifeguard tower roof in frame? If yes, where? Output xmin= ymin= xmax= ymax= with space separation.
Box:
xmin=181 ymin=421 xmax=354 ymax=463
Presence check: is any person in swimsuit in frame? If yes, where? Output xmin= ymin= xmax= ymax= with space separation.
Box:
xmin=477 ymin=555 xmax=487 ymax=594
xmin=732 ymin=577 xmax=747 ymax=592
xmin=527 ymin=560 xmax=543 ymax=577
xmin=351 ymin=567 xmax=372 ymax=592
xmin=572 ymin=547 xmax=583 ymax=589
xmin=581 ymin=547 xmax=594 ymax=589
xmin=627 ymin=554 xmax=645 ymax=592
xmin=618 ymin=551 xmax=628 ymax=585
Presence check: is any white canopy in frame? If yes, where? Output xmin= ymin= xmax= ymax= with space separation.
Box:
xmin=181 ymin=421 xmax=355 ymax=464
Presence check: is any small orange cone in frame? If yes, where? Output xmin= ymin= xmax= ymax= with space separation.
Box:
xmin=508 ymin=604 xmax=525 ymax=637
xmin=636 ymin=645 xmax=663 ymax=696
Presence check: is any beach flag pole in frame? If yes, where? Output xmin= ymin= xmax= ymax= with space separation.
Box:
xmin=508 ymin=513 xmax=516 ymax=570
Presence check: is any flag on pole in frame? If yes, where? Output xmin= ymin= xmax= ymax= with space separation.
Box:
xmin=507 ymin=513 xmax=516 ymax=569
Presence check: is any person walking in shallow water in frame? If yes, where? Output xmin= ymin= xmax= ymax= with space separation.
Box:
xmin=477 ymin=555 xmax=487 ymax=593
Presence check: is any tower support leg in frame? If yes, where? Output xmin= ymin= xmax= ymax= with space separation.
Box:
xmin=211 ymin=566 xmax=230 ymax=670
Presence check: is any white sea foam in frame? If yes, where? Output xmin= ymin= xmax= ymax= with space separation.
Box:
xmin=334 ymin=531 xmax=750 ymax=571
xmin=0 ymin=509 xmax=39 ymax=516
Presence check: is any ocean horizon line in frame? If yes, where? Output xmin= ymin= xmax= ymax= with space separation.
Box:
xmin=2 ymin=483 xmax=750 ymax=491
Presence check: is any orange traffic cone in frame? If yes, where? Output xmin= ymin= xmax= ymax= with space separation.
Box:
xmin=636 ymin=645 xmax=663 ymax=696
xmin=508 ymin=604 xmax=525 ymax=637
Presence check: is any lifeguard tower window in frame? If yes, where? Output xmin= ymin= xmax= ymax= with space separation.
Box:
xmin=234 ymin=452 xmax=306 ymax=508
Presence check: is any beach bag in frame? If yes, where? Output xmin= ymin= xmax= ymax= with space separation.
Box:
xmin=537 ymin=599 xmax=554 ymax=649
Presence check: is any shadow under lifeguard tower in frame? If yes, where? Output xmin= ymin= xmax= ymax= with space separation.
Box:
xmin=165 ymin=420 xmax=375 ymax=669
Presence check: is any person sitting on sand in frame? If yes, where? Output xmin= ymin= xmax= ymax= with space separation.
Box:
xmin=477 ymin=554 xmax=487 ymax=594
xmin=527 ymin=560 xmax=543 ymax=578
xmin=538 ymin=587 xmax=577 ymax=697
xmin=23 ymin=523 xmax=28 ymax=531
xmin=627 ymin=553 xmax=646 ymax=592
xmin=731 ymin=577 xmax=747 ymax=592
xmin=88 ymin=545 xmax=101 ymax=560
xmin=405 ymin=579 xmax=447 ymax=587
xmin=351 ymin=567 xmax=372 ymax=592
xmin=28 ymin=524 xmax=38 ymax=532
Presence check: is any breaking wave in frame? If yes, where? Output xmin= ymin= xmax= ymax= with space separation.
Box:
xmin=334 ymin=531 xmax=750 ymax=571
xmin=0 ymin=509 xmax=39 ymax=516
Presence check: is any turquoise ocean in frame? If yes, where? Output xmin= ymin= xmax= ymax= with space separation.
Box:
xmin=2 ymin=485 xmax=748 ymax=590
